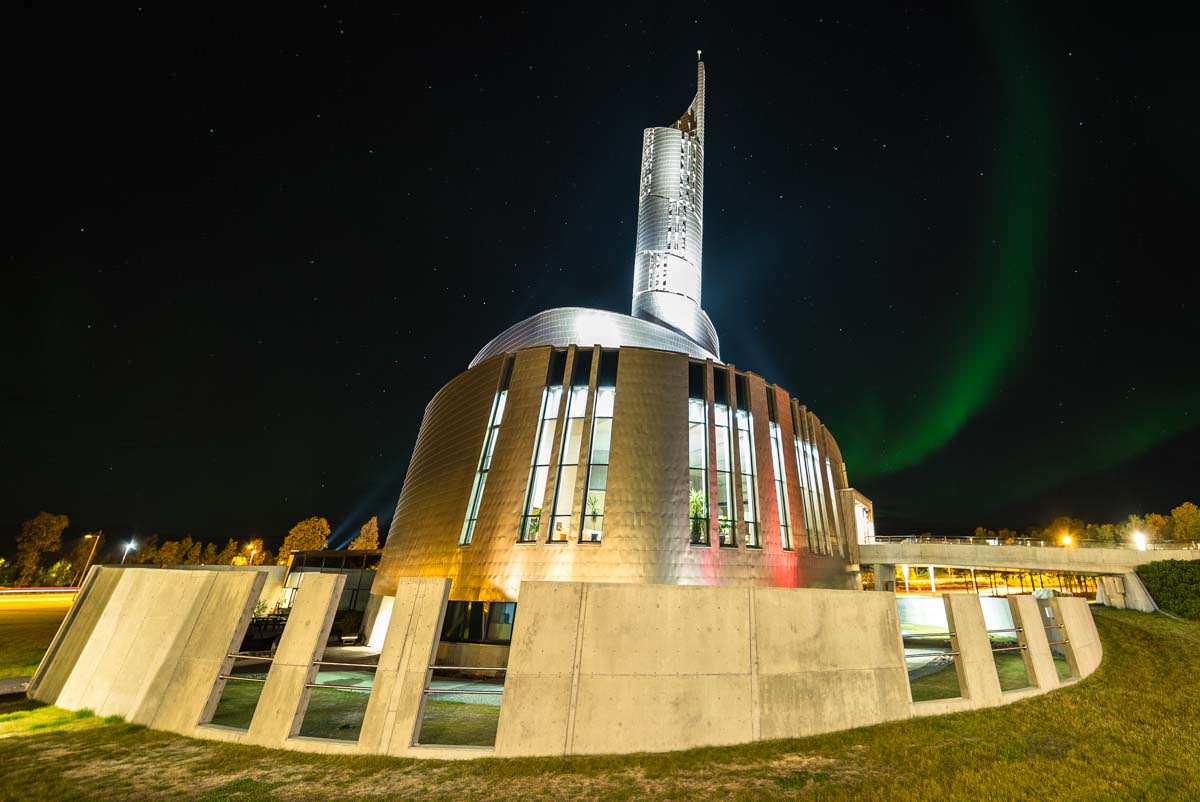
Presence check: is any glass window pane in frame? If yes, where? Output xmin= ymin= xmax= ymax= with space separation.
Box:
xmin=535 ymin=419 xmax=557 ymax=464
xmin=550 ymin=515 xmax=573 ymax=541
xmin=526 ymin=466 xmax=549 ymax=514
xmin=594 ymin=387 xmax=615 ymax=417
xmin=717 ymin=473 xmax=732 ymax=518
xmin=741 ymin=475 xmax=756 ymax=521
xmin=208 ymin=678 xmax=265 ymax=730
xmin=554 ymin=466 xmax=577 ymax=515
xmin=568 ymin=386 xmax=588 ymax=417
xmin=688 ymin=398 xmax=706 ymax=423
xmin=898 ymin=597 xmax=962 ymax=702
xmin=715 ymin=428 xmax=731 ymax=471
xmin=590 ymin=419 xmax=612 ymax=464
xmin=544 ymin=386 xmax=562 ymax=413
xmin=587 ymin=465 xmax=608 ymax=492
xmin=562 ymin=420 xmax=584 ymax=464
xmin=417 ymin=691 xmax=502 ymax=747
xmin=690 ymin=468 xmax=708 ymax=516
xmin=738 ymin=430 xmax=753 ymax=470
xmin=689 ymin=422 xmax=706 ymax=468
xmin=585 ymin=488 xmax=606 ymax=515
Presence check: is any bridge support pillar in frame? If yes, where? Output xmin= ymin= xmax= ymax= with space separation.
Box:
xmin=1121 ymin=571 xmax=1156 ymax=613
xmin=873 ymin=564 xmax=896 ymax=592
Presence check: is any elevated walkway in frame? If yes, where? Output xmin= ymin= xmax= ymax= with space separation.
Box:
xmin=859 ymin=540 xmax=1200 ymax=613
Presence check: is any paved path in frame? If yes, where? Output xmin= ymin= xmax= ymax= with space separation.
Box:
xmin=0 ymin=675 xmax=32 ymax=699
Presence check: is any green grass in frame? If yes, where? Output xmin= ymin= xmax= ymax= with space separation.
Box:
xmin=0 ymin=595 xmax=71 ymax=679
xmin=416 ymin=698 xmax=502 ymax=746
xmin=3 ymin=607 xmax=1200 ymax=800
xmin=297 ymin=686 xmax=371 ymax=741
xmin=208 ymin=679 xmax=265 ymax=730
xmin=907 ymin=659 xmax=962 ymax=702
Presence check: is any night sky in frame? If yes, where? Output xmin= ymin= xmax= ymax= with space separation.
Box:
xmin=5 ymin=3 xmax=1198 ymax=556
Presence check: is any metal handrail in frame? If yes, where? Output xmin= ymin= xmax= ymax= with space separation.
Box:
xmin=218 ymin=674 xmax=267 ymax=683
xmin=990 ymin=645 xmax=1027 ymax=653
xmin=431 ymin=665 xmax=508 ymax=672
xmin=422 ymin=688 xmax=504 ymax=696
xmin=1046 ymin=639 xmax=1070 ymax=646
xmin=986 ymin=627 xmax=1023 ymax=634
xmin=226 ymin=653 xmax=273 ymax=661
xmin=904 ymin=651 xmax=960 ymax=658
xmin=305 ymin=682 xmax=371 ymax=692
xmin=313 ymin=660 xmax=378 ymax=670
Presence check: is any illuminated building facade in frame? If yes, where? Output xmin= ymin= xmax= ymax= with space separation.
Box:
xmin=375 ymin=58 xmax=873 ymax=602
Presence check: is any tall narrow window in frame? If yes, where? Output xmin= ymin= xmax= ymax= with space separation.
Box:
xmin=769 ymin=420 xmax=792 ymax=550
xmin=518 ymin=385 xmax=562 ymax=542
xmin=712 ymin=368 xmax=734 ymax=546
xmin=736 ymin=409 xmax=760 ymax=547
xmin=688 ymin=363 xmax=709 ymax=545
xmin=549 ymin=351 xmax=592 ymax=542
xmin=735 ymin=376 xmax=760 ymax=548
xmin=826 ymin=457 xmax=844 ymax=548
xmin=793 ymin=434 xmax=817 ymax=552
xmin=808 ymin=437 xmax=831 ymax=552
xmin=460 ymin=382 xmax=508 ymax=546
xmin=581 ymin=351 xmax=618 ymax=542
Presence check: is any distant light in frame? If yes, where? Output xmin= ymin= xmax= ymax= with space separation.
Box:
xmin=1132 ymin=531 xmax=1147 ymax=551
xmin=1061 ymin=534 xmax=1073 ymax=546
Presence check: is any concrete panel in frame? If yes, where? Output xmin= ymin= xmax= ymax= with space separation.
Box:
xmin=1009 ymin=595 xmax=1058 ymax=690
xmin=245 ymin=573 xmax=344 ymax=746
xmin=758 ymin=668 xmax=910 ymax=740
xmin=359 ymin=578 xmax=448 ymax=756
xmin=754 ymin=587 xmax=903 ymax=672
xmin=945 ymin=595 xmax=1002 ymax=707
xmin=56 ymin=570 xmax=212 ymax=718
xmin=1057 ymin=596 xmax=1102 ymax=677
xmin=494 ymin=674 xmax=575 ymax=757
xmin=570 ymin=674 xmax=755 ymax=754
xmin=504 ymin=581 xmax=584 ymax=677
xmin=154 ymin=570 xmax=266 ymax=734
xmin=579 ymin=584 xmax=751 ymax=676
xmin=28 ymin=565 xmax=123 ymax=704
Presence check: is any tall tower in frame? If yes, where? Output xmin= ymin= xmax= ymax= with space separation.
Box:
xmin=630 ymin=56 xmax=720 ymax=357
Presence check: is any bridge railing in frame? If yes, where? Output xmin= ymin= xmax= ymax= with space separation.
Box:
xmin=872 ymin=535 xmax=1200 ymax=551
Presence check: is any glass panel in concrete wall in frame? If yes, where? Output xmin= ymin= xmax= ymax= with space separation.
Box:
xmin=896 ymin=596 xmax=962 ymax=702
xmin=202 ymin=610 xmax=285 ymax=730
xmin=980 ymin=597 xmax=1031 ymax=692
xmin=415 ymin=604 xmax=510 ymax=748
xmin=295 ymin=631 xmax=381 ymax=742
xmin=1037 ymin=597 xmax=1075 ymax=680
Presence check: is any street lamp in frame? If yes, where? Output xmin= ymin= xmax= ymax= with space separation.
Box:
xmin=246 ymin=543 xmax=257 ymax=566
xmin=1132 ymin=530 xmax=1148 ymax=551
xmin=121 ymin=540 xmax=137 ymax=564
xmin=73 ymin=531 xmax=102 ymax=586
xmin=1060 ymin=532 xmax=1073 ymax=547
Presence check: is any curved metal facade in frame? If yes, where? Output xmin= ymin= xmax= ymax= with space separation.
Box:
xmin=376 ymin=345 xmax=859 ymax=602
xmin=470 ymin=307 xmax=718 ymax=368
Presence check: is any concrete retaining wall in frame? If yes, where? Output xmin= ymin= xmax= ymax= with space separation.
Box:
xmin=31 ymin=569 xmax=1103 ymax=759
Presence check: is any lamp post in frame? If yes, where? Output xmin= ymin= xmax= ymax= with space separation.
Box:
xmin=121 ymin=540 xmax=137 ymax=564
xmin=1132 ymin=530 xmax=1147 ymax=551
xmin=246 ymin=544 xmax=257 ymax=566
xmin=73 ymin=531 xmax=102 ymax=586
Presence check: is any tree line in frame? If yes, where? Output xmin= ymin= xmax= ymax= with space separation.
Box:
xmin=0 ymin=512 xmax=383 ymax=588
xmin=948 ymin=502 xmax=1200 ymax=545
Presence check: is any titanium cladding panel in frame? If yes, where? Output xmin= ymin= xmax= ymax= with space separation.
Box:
xmin=375 ymin=345 xmax=856 ymax=602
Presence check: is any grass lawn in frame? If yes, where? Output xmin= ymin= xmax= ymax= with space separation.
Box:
xmin=0 ymin=593 xmax=72 ymax=679
xmin=2 ymin=607 xmax=1199 ymax=800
